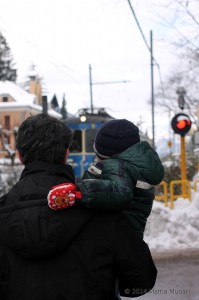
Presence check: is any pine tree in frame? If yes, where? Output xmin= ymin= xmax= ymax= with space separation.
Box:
xmin=0 ymin=32 xmax=17 ymax=81
xmin=51 ymin=94 xmax=60 ymax=112
xmin=61 ymin=94 xmax=67 ymax=119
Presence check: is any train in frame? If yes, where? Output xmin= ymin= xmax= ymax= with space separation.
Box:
xmin=64 ymin=108 xmax=151 ymax=179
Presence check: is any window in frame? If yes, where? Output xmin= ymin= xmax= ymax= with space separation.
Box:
xmin=4 ymin=115 xmax=10 ymax=143
xmin=2 ymin=97 xmax=8 ymax=102
xmin=85 ymin=129 xmax=97 ymax=152
xmin=4 ymin=116 xmax=10 ymax=130
xmin=69 ymin=130 xmax=82 ymax=153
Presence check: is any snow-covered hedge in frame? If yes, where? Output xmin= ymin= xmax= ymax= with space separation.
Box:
xmin=0 ymin=165 xmax=23 ymax=196
xmin=145 ymin=192 xmax=199 ymax=251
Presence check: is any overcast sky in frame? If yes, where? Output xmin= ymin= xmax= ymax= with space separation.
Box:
xmin=0 ymin=0 xmax=184 ymax=140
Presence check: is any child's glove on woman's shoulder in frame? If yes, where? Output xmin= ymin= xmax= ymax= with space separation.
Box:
xmin=47 ymin=183 xmax=82 ymax=210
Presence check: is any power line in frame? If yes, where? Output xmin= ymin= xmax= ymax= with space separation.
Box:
xmin=0 ymin=15 xmax=88 ymax=84
xmin=126 ymin=0 xmax=168 ymax=147
xmin=126 ymin=0 xmax=158 ymax=66
xmin=126 ymin=1 xmax=151 ymax=53
xmin=126 ymin=0 xmax=166 ymax=99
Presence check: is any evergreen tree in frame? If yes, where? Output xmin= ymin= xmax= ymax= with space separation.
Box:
xmin=0 ymin=32 xmax=17 ymax=81
xmin=51 ymin=94 xmax=60 ymax=112
xmin=61 ymin=94 xmax=67 ymax=119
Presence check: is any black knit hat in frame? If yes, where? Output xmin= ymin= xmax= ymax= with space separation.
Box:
xmin=94 ymin=119 xmax=140 ymax=158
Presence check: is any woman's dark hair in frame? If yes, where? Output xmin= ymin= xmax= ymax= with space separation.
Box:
xmin=16 ymin=113 xmax=73 ymax=164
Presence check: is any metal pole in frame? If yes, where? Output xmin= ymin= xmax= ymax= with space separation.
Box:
xmin=42 ymin=95 xmax=48 ymax=114
xmin=150 ymin=30 xmax=155 ymax=148
xmin=181 ymin=135 xmax=187 ymax=195
xmin=88 ymin=65 xmax=131 ymax=115
xmin=89 ymin=64 xmax=94 ymax=114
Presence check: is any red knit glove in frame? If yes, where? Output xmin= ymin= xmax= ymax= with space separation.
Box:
xmin=47 ymin=183 xmax=82 ymax=210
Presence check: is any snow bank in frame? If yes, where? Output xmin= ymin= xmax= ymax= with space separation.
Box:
xmin=0 ymin=165 xmax=23 ymax=196
xmin=144 ymin=191 xmax=199 ymax=251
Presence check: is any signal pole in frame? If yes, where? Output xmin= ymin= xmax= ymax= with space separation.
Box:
xmin=180 ymin=136 xmax=187 ymax=186
xmin=89 ymin=64 xmax=94 ymax=114
xmin=171 ymin=88 xmax=191 ymax=196
xmin=176 ymin=87 xmax=187 ymax=194
xmin=150 ymin=30 xmax=155 ymax=148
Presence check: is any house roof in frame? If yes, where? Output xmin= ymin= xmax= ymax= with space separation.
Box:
xmin=0 ymin=80 xmax=36 ymax=104
xmin=0 ymin=80 xmax=62 ymax=118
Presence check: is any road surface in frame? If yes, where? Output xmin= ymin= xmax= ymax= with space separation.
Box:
xmin=122 ymin=249 xmax=199 ymax=300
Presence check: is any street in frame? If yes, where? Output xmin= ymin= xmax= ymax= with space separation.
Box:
xmin=122 ymin=249 xmax=199 ymax=300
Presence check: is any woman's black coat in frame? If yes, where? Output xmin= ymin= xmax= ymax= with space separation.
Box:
xmin=0 ymin=161 xmax=157 ymax=300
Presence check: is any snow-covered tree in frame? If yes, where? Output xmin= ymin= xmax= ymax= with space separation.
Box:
xmin=153 ymin=1 xmax=199 ymax=126
xmin=0 ymin=32 xmax=17 ymax=81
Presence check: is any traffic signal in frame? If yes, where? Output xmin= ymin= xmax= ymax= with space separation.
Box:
xmin=171 ymin=113 xmax=192 ymax=136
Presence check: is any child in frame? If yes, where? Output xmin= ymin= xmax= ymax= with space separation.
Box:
xmin=48 ymin=118 xmax=164 ymax=232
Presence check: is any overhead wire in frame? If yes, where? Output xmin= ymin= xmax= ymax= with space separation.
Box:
xmin=126 ymin=0 xmax=166 ymax=99
xmin=0 ymin=15 xmax=89 ymax=84
xmin=0 ymin=3 xmax=166 ymax=108
xmin=0 ymin=14 xmax=127 ymax=106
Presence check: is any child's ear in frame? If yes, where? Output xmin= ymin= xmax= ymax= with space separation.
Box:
xmin=64 ymin=148 xmax=69 ymax=163
xmin=16 ymin=150 xmax=24 ymax=164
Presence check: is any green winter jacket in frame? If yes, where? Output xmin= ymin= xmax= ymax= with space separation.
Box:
xmin=78 ymin=141 xmax=164 ymax=232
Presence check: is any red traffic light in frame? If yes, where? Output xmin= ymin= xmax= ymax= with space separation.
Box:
xmin=176 ymin=119 xmax=191 ymax=129
xmin=171 ymin=113 xmax=192 ymax=136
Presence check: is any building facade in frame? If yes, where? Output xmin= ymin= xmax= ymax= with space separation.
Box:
xmin=0 ymin=79 xmax=61 ymax=160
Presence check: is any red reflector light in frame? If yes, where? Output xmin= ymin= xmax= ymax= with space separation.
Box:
xmin=177 ymin=120 xmax=186 ymax=129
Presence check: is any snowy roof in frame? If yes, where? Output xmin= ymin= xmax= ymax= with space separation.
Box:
xmin=0 ymin=81 xmax=62 ymax=118
xmin=0 ymin=102 xmax=62 ymax=118
xmin=0 ymin=80 xmax=36 ymax=104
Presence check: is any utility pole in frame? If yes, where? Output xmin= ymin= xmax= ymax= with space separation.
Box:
xmin=150 ymin=30 xmax=155 ymax=148
xmin=89 ymin=64 xmax=94 ymax=114
xmin=88 ymin=64 xmax=131 ymax=113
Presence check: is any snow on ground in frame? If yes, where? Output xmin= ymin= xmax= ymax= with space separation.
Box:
xmin=144 ymin=190 xmax=199 ymax=252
